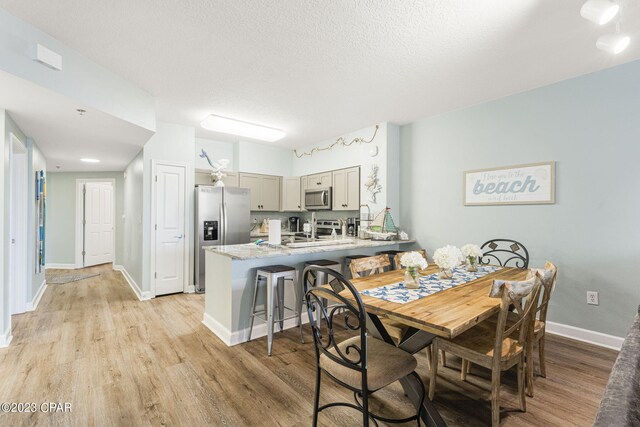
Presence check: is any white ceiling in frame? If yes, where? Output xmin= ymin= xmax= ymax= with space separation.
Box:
xmin=1 ymin=0 xmax=640 ymax=149
xmin=0 ymin=70 xmax=153 ymax=171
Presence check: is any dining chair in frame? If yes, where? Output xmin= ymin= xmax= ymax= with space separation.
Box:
xmin=349 ymin=254 xmax=391 ymax=278
xmin=480 ymin=239 xmax=530 ymax=269
xmin=348 ymin=254 xmax=408 ymax=344
xmin=462 ymin=262 xmax=557 ymax=397
xmin=392 ymin=249 xmax=429 ymax=271
xmin=303 ymin=266 xmax=425 ymax=426
xmin=429 ymin=274 xmax=542 ymax=427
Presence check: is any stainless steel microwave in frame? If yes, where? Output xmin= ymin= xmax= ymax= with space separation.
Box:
xmin=304 ymin=187 xmax=332 ymax=210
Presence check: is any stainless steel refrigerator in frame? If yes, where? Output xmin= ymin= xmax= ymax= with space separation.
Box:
xmin=195 ymin=185 xmax=251 ymax=293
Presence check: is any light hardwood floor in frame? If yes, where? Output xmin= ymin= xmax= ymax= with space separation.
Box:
xmin=0 ymin=264 xmax=617 ymax=426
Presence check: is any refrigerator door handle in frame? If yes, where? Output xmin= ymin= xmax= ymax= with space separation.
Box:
xmin=222 ymin=203 xmax=228 ymax=244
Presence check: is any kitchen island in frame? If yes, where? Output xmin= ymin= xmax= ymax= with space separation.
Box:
xmin=202 ymin=238 xmax=416 ymax=346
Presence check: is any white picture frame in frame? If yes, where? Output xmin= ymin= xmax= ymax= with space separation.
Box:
xmin=464 ymin=161 xmax=555 ymax=206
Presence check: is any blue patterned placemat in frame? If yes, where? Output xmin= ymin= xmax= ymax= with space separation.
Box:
xmin=361 ymin=265 xmax=502 ymax=304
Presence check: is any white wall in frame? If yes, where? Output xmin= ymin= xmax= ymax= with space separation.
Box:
xmin=195 ymin=138 xmax=236 ymax=171
xmin=399 ymin=59 xmax=640 ymax=338
xmin=0 ymin=109 xmax=8 ymax=345
xmin=237 ymin=140 xmax=292 ymax=176
xmin=291 ymin=123 xmax=400 ymax=220
xmin=142 ymin=122 xmax=196 ymax=294
xmin=0 ymin=9 xmax=155 ymax=132
xmin=122 ymin=150 xmax=144 ymax=292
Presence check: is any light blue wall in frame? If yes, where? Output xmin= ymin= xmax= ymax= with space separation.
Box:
xmin=400 ymin=59 xmax=640 ymax=338
xmin=46 ymin=172 xmax=125 ymax=266
xmin=0 ymin=109 xmax=8 ymax=342
xmin=123 ymin=150 xmax=143 ymax=289
xmin=195 ymin=138 xmax=236 ymax=171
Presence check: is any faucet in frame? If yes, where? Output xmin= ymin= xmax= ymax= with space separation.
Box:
xmin=311 ymin=211 xmax=317 ymax=240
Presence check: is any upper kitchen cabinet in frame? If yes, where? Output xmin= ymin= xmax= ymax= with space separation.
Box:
xmin=221 ymin=172 xmax=239 ymax=187
xmin=306 ymin=172 xmax=332 ymax=189
xmin=332 ymin=166 xmax=360 ymax=211
xmin=239 ymin=172 xmax=281 ymax=211
xmin=195 ymin=169 xmax=239 ymax=187
xmin=282 ymin=176 xmax=302 ymax=211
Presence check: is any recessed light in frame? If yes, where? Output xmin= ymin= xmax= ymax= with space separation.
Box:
xmin=580 ymin=0 xmax=619 ymax=25
xmin=80 ymin=158 xmax=100 ymax=163
xmin=596 ymin=33 xmax=630 ymax=54
xmin=76 ymin=108 xmax=86 ymax=115
xmin=201 ymin=114 xmax=286 ymax=142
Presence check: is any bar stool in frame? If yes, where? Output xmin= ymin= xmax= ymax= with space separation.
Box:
xmin=344 ymin=254 xmax=369 ymax=278
xmin=377 ymin=250 xmax=403 ymax=270
xmin=248 ymin=265 xmax=298 ymax=356
xmin=300 ymin=259 xmax=341 ymax=342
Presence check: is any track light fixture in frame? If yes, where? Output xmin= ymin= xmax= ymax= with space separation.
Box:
xmin=580 ymin=0 xmax=620 ymax=25
xmin=596 ymin=33 xmax=630 ymax=53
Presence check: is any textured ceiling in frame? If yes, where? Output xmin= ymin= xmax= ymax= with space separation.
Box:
xmin=1 ymin=0 xmax=640 ymax=149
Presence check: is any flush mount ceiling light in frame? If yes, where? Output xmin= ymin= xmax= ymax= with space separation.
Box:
xmin=596 ymin=33 xmax=630 ymax=53
xmin=80 ymin=158 xmax=100 ymax=163
xmin=200 ymin=114 xmax=286 ymax=142
xmin=580 ymin=0 xmax=620 ymax=25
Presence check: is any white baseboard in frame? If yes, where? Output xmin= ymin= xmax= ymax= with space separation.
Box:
xmin=45 ymin=263 xmax=76 ymax=269
xmin=185 ymin=284 xmax=195 ymax=294
xmin=26 ymin=280 xmax=47 ymax=311
xmin=0 ymin=324 xmax=13 ymax=348
xmin=546 ymin=321 xmax=624 ymax=351
xmin=113 ymin=265 xmax=152 ymax=301
xmin=202 ymin=311 xmax=310 ymax=347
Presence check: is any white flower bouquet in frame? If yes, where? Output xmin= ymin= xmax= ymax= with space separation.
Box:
xmin=400 ymin=251 xmax=427 ymax=289
xmin=461 ymin=244 xmax=483 ymax=272
xmin=433 ymin=245 xmax=464 ymax=278
xmin=400 ymin=251 xmax=428 ymax=270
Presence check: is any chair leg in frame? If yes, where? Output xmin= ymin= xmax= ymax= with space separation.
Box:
xmin=526 ymin=337 xmax=535 ymax=398
xmin=517 ymin=356 xmax=527 ymax=412
xmin=276 ymin=276 xmax=285 ymax=332
xmin=247 ymin=273 xmax=260 ymax=341
xmin=429 ymin=340 xmax=438 ymax=400
xmin=362 ymin=388 xmax=370 ymax=427
xmin=266 ymin=274 xmax=275 ymax=356
xmin=490 ymin=368 xmax=501 ymax=427
xmin=440 ymin=350 xmax=447 ymax=367
xmin=312 ymin=366 xmax=321 ymax=427
xmin=461 ymin=359 xmax=469 ymax=381
xmin=539 ymin=336 xmax=547 ymax=378
xmin=426 ymin=346 xmax=432 ymax=371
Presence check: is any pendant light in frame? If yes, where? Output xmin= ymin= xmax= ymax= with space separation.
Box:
xmin=580 ymin=0 xmax=620 ymax=25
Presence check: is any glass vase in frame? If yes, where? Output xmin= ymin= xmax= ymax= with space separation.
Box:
xmin=438 ymin=268 xmax=453 ymax=280
xmin=466 ymin=256 xmax=478 ymax=272
xmin=404 ymin=267 xmax=420 ymax=289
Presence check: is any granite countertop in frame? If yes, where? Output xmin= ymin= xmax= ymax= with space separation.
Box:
xmin=204 ymin=238 xmax=416 ymax=260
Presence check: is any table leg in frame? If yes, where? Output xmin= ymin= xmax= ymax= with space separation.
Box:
xmin=366 ymin=314 xmax=447 ymax=427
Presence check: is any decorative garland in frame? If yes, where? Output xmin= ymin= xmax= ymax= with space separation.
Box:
xmin=293 ymin=124 xmax=379 ymax=158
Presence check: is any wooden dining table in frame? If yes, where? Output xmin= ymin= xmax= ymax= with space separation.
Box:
xmin=341 ymin=264 xmax=529 ymax=426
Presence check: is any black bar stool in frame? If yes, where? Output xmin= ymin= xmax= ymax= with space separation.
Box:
xmin=248 ymin=264 xmax=298 ymax=356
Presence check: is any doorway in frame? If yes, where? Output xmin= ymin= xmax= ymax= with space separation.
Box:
xmin=9 ymin=133 xmax=28 ymax=315
xmin=75 ymin=179 xmax=115 ymax=268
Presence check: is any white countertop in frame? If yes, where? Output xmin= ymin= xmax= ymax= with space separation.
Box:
xmin=204 ymin=238 xmax=416 ymax=260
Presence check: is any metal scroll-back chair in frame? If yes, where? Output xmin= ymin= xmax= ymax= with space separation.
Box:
xmin=303 ymin=266 xmax=425 ymax=427
xmin=480 ymin=239 xmax=530 ymax=269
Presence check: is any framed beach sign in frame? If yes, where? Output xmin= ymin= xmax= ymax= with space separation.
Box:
xmin=464 ymin=161 xmax=555 ymax=206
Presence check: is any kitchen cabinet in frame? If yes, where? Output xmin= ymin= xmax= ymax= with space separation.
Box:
xmin=221 ymin=172 xmax=239 ymax=187
xmin=306 ymin=172 xmax=332 ymax=189
xmin=300 ymin=175 xmax=308 ymax=211
xmin=194 ymin=169 xmax=239 ymax=187
xmin=239 ymin=173 xmax=281 ymax=211
xmin=332 ymin=166 xmax=360 ymax=210
xmin=282 ymin=176 xmax=302 ymax=211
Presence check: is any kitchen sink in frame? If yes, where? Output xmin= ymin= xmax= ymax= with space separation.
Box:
xmin=286 ymin=238 xmax=355 ymax=248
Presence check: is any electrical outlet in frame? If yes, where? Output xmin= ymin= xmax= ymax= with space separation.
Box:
xmin=587 ymin=291 xmax=599 ymax=305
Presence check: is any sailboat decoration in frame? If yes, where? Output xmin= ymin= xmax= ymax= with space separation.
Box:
xmin=367 ymin=207 xmax=397 ymax=240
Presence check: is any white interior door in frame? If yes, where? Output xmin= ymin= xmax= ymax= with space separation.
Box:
xmin=84 ymin=182 xmax=114 ymax=267
xmin=154 ymin=163 xmax=186 ymax=296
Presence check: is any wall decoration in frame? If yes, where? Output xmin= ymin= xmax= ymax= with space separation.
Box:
xmin=35 ymin=170 xmax=46 ymax=272
xmin=293 ymin=125 xmax=379 ymax=158
xmin=464 ymin=161 xmax=555 ymax=206
xmin=365 ymin=164 xmax=382 ymax=203
xmin=199 ymin=149 xmax=230 ymax=186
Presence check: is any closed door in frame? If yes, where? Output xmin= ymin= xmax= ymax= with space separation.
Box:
xmin=283 ymin=177 xmax=301 ymax=211
xmin=239 ymin=173 xmax=261 ymax=210
xmin=261 ymin=176 xmax=281 ymax=211
xmin=300 ymin=175 xmax=308 ymax=211
xmin=307 ymin=172 xmax=332 ymax=188
xmin=84 ymin=182 xmax=114 ymax=267
xmin=345 ymin=167 xmax=360 ymax=210
xmin=332 ymin=169 xmax=347 ymax=210
xmin=155 ymin=164 xmax=186 ymax=295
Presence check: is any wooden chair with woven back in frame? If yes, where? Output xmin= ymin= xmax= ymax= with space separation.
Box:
xmin=392 ymin=250 xmax=429 ymax=271
xmin=429 ymin=273 xmax=543 ymax=427
xmin=348 ymin=254 xmax=410 ymax=345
